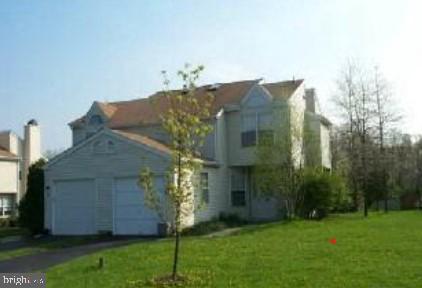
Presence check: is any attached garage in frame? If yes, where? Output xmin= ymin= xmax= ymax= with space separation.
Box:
xmin=53 ymin=179 xmax=96 ymax=235
xmin=113 ymin=177 xmax=163 ymax=235
xmin=44 ymin=129 xmax=171 ymax=236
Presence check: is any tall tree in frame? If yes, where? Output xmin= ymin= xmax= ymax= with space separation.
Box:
xmin=333 ymin=62 xmax=361 ymax=210
xmin=334 ymin=61 xmax=376 ymax=217
xmin=372 ymin=66 xmax=401 ymax=212
xmin=139 ymin=64 xmax=213 ymax=282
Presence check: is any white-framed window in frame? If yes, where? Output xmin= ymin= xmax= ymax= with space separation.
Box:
xmin=231 ymin=168 xmax=246 ymax=207
xmin=241 ymin=111 xmax=273 ymax=147
xmin=258 ymin=112 xmax=274 ymax=144
xmin=241 ymin=113 xmax=257 ymax=147
xmin=200 ymin=172 xmax=209 ymax=204
xmin=0 ymin=195 xmax=16 ymax=217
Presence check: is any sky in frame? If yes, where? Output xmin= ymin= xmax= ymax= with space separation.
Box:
xmin=1 ymin=0 xmax=421 ymax=152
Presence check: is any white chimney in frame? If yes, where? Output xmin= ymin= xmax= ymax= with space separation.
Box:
xmin=305 ymin=88 xmax=317 ymax=113
xmin=24 ymin=119 xmax=41 ymax=170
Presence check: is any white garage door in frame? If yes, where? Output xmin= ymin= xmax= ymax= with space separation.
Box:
xmin=113 ymin=177 xmax=163 ymax=235
xmin=54 ymin=179 xmax=96 ymax=235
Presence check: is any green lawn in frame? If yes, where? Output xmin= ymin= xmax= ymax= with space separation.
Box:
xmin=46 ymin=211 xmax=422 ymax=287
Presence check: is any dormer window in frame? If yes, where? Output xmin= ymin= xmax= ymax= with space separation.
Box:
xmin=89 ymin=115 xmax=103 ymax=125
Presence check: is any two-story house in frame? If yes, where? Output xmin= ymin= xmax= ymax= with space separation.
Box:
xmin=0 ymin=120 xmax=42 ymax=217
xmin=44 ymin=79 xmax=331 ymax=235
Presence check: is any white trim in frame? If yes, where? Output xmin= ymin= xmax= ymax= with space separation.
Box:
xmin=240 ymin=83 xmax=272 ymax=106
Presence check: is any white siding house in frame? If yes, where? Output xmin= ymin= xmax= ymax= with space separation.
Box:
xmin=45 ymin=79 xmax=331 ymax=235
xmin=0 ymin=120 xmax=42 ymax=217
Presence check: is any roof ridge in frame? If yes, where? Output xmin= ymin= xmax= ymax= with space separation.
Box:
xmin=107 ymin=79 xmax=261 ymax=105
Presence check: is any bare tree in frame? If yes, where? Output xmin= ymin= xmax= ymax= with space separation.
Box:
xmin=372 ymin=66 xmax=401 ymax=212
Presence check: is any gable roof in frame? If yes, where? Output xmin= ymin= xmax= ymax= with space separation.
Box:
xmin=70 ymin=79 xmax=260 ymax=128
xmin=263 ymin=79 xmax=304 ymax=100
xmin=0 ymin=146 xmax=17 ymax=159
xmin=46 ymin=128 xmax=172 ymax=168
xmin=112 ymin=129 xmax=172 ymax=155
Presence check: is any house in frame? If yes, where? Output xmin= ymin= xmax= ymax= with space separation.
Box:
xmin=0 ymin=120 xmax=42 ymax=217
xmin=44 ymin=79 xmax=331 ymax=235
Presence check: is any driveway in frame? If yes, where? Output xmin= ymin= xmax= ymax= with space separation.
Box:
xmin=0 ymin=238 xmax=146 ymax=272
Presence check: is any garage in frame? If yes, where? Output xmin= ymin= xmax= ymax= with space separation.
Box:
xmin=113 ymin=177 xmax=163 ymax=235
xmin=53 ymin=179 xmax=96 ymax=235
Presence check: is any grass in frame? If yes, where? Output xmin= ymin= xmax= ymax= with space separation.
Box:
xmin=0 ymin=235 xmax=112 ymax=261
xmin=46 ymin=211 xmax=422 ymax=287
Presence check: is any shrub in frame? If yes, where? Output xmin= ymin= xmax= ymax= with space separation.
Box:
xmin=18 ymin=159 xmax=46 ymax=234
xmin=299 ymin=168 xmax=350 ymax=219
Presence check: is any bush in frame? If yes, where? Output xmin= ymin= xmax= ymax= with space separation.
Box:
xmin=299 ymin=168 xmax=350 ymax=219
xmin=18 ymin=159 xmax=46 ymax=234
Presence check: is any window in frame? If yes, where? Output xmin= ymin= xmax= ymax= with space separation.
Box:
xmin=258 ymin=113 xmax=273 ymax=143
xmin=200 ymin=173 xmax=209 ymax=204
xmin=0 ymin=195 xmax=16 ymax=217
xmin=241 ymin=112 xmax=273 ymax=147
xmin=241 ymin=131 xmax=256 ymax=147
xmin=231 ymin=169 xmax=246 ymax=206
xmin=89 ymin=115 xmax=103 ymax=125
xmin=241 ymin=114 xmax=257 ymax=147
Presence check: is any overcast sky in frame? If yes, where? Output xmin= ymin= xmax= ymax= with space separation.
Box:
xmin=1 ymin=0 xmax=421 ymax=152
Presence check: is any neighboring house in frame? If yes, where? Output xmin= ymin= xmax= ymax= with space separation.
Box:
xmin=0 ymin=120 xmax=42 ymax=217
xmin=44 ymin=79 xmax=331 ymax=235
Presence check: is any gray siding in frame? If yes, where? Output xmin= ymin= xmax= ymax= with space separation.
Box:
xmin=44 ymin=132 xmax=169 ymax=232
xmin=227 ymin=85 xmax=275 ymax=166
xmin=194 ymin=112 xmax=229 ymax=223
xmin=120 ymin=123 xmax=216 ymax=160
xmin=72 ymin=128 xmax=85 ymax=146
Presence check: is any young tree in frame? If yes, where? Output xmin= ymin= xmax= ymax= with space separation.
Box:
xmin=139 ymin=64 xmax=213 ymax=281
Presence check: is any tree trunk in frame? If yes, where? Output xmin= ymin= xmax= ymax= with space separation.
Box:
xmin=172 ymin=151 xmax=182 ymax=280
xmin=172 ymin=227 xmax=180 ymax=280
xmin=364 ymin=196 xmax=368 ymax=217
xmin=384 ymin=194 xmax=388 ymax=213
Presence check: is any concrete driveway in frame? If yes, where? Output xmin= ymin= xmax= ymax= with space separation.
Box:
xmin=0 ymin=238 xmax=146 ymax=272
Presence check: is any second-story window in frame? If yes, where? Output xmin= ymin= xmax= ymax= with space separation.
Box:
xmin=241 ymin=114 xmax=257 ymax=147
xmin=258 ymin=113 xmax=273 ymax=144
xmin=241 ymin=112 xmax=273 ymax=147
